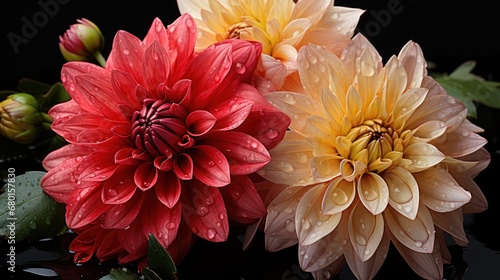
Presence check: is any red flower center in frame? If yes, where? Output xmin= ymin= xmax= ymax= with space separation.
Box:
xmin=131 ymin=98 xmax=190 ymax=158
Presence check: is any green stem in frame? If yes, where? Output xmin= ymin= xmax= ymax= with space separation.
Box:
xmin=94 ymin=51 xmax=107 ymax=68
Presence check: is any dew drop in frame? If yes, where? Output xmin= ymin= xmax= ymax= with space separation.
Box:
xmin=196 ymin=206 xmax=209 ymax=217
xmin=265 ymin=129 xmax=279 ymax=139
xmin=122 ymin=49 xmax=130 ymax=55
xmin=415 ymin=241 xmax=423 ymax=248
xmin=166 ymin=222 xmax=176 ymax=230
xmin=206 ymin=228 xmax=217 ymax=239
xmin=191 ymin=226 xmax=199 ymax=234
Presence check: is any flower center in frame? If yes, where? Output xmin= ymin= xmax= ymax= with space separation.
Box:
xmin=338 ymin=119 xmax=409 ymax=177
xmin=227 ymin=22 xmax=252 ymax=39
xmin=131 ymin=99 xmax=190 ymax=158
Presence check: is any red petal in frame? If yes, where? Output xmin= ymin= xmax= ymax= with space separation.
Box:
xmin=169 ymin=79 xmax=192 ymax=105
xmin=102 ymin=165 xmax=137 ymax=204
xmin=140 ymin=192 xmax=182 ymax=248
xmin=188 ymin=145 xmax=230 ymax=187
xmin=220 ymin=175 xmax=266 ymax=224
xmin=199 ymin=131 xmax=270 ymax=175
xmin=155 ymin=171 xmax=181 ymax=208
xmin=142 ymin=41 xmax=170 ymax=99
xmin=77 ymin=149 xmax=118 ymax=182
xmin=102 ymin=191 xmax=143 ymax=229
xmin=96 ymin=230 xmax=123 ymax=260
xmin=134 ymin=162 xmax=158 ymax=191
xmin=117 ymin=220 xmax=148 ymax=256
xmin=66 ymin=186 xmax=112 ymax=228
xmin=74 ymin=74 xmax=126 ymax=121
xmin=107 ymin=30 xmax=145 ymax=84
xmin=164 ymin=220 xmax=193 ymax=263
xmin=181 ymin=180 xmax=229 ymax=242
xmin=174 ymin=153 xmax=193 ymax=180
xmin=166 ymin=14 xmax=196 ymax=82
xmin=208 ymin=98 xmax=253 ymax=131
xmin=42 ymin=144 xmax=93 ymax=171
xmin=186 ymin=110 xmax=216 ymax=136
xmin=183 ymin=43 xmax=232 ymax=109
xmin=142 ymin=17 xmax=169 ymax=50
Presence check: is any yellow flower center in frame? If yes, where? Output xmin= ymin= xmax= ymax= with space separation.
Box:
xmin=227 ymin=22 xmax=252 ymax=39
xmin=337 ymin=118 xmax=410 ymax=180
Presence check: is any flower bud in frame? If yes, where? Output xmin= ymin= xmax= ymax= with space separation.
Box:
xmin=59 ymin=18 xmax=105 ymax=63
xmin=0 ymin=93 xmax=44 ymax=144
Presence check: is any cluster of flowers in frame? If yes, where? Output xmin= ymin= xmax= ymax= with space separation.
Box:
xmin=2 ymin=0 xmax=490 ymax=279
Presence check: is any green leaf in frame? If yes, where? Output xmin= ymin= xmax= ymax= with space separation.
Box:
xmin=0 ymin=171 xmax=66 ymax=242
xmin=99 ymin=268 xmax=142 ymax=280
xmin=434 ymin=60 xmax=500 ymax=118
xmin=16 ymin=78 xmax=53 ymax=96
xmin=144 ymin=233 xmax=178 ymax=280
xmin=38 ymin=82 xmax=71 ymax=113
xmin=142 ymin=267 xmax=163 ymax=280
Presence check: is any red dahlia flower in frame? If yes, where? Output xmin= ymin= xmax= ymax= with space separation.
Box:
xmin=41 ymin=13 xmax=290 ymax=265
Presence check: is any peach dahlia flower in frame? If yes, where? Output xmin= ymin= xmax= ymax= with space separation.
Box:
xmin=176 ymin=0 xmax=363 ymax=92
xmin=41 ymin=14 xmax=290 ymax=265
xmin=259 ymin=34 xmax=490 ymax=279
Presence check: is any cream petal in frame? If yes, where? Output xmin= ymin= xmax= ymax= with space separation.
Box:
xmin=434 ymin=127 xmax=487 ymax=158
xmin=296 ymin=183 xmax=341 ymax=246
xmin=430 ymin=208 xmax=468 ymax=244
xmin=265 ymin=235 xmax=298 ymax=252
xmin=414 ymin=167 xmax=471 ymax=213
xmin=322 ymin=177 xmax=355 ymax=215
xmin=388 ymin=229 xmax=443 ymax=280
xmin=281 ymin=18 xmax=311 ymax=46
xmin=342 ymin=34 xmax=382 ymax=80
xmin=175 ymin=0 xmax=211 ymax=18
xmin=242 ymin=218 xmax=261 ymax=250
xmin=310 ymin=255 xmax=346 ymax=280
xmin=259 ymin=131 xmax=315 ymax=186
xmin=259 ymin=54 xmax=288 ymax=90
xmin=393 ymin=88 xmax=428 ymax=120
xmin=298 ymin=44 xmax=349 ymax=102
xmin=405 ymin=94 xmax=467 ymax=131
xmin=384 ymin=201 xmax=435 ymax=254
xmin=383 ymin=166 xmax=419 ymax=220
xmin=326 ymin=6 xmax=365 ymax=38
xmin=265 ymin=185 xmax=312 ymax=237
xmin=311 ymin=155 xmax=343 ymax=181
xmin=265 ymin=91 xmax=323 ymax=133
xmin=435 ymin=228 xmax=452 ymax=264
xmin=348 ymin=201 xmax=385 ymax=261
xmin=382 ymin=56 xmax=407 ymax=114
xmin=398 ymin=40 xmax=427 ymax=90
xmin=357 ymin=172 xmax=389 ymax=215
xmin=321 ymin=87 xmax=344 ymax=127
xmin=404 ymin=142 xmax=445 ymax=172
xmin=298 ymin=229 xmax=345 ymax=272
xmin=344 ymin=228 xmax=390 ymax=280
xmin=411 ymin=120 xmax=447 ymax=143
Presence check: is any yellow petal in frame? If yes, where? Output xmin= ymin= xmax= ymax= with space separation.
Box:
xmin=357 ymin=172 xmax=389 ymax=215
xmin=310 ymin=154 xmax=342 ymax=181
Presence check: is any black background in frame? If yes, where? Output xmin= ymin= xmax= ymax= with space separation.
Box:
xmin=1 ymin=1 xmax=499 ymax=279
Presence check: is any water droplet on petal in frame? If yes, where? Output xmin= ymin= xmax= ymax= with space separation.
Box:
xmin=196 ymin=206 xmax=209 ymax=217
xmin=206 ymin=228 xmax=216 ymax=239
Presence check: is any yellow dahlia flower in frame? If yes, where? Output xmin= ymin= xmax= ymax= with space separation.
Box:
xmin=259 ymin=34 xmax=490 ymax=279
xmin=176 ymin=0 xmax=364 ymax=92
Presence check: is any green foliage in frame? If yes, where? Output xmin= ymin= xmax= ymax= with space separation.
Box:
xmin=433 ymin=61 xmax=500 ymax=118
xmin=0 ymin=171 xmax=66 ymax=242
